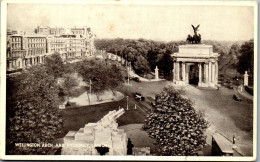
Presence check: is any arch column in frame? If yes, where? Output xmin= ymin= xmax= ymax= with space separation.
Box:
xmin=176 ymin=62 xmax=180 ymax=81
xmin=199 ymin=63 xmax=202 ymax=84
xmin=212 ymin=62 xmax=215 ymax=83
xmin=173 ymin=62 xmax=176 ymax=82
xmin=205 ymin=63 xmax=209 ymax=84
xmin=209 ymin=62 xmax=212 ymax=82
xmin=182 ymin=62 xmax=186 ymax=81
xmin=215 ymin=62 xmax=218 ymax=84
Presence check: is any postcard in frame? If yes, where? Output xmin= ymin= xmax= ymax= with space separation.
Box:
xmin=0 ymin=0 xmax=257 ymax=161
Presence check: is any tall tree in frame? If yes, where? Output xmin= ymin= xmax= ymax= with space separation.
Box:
xmin=228 ymin=43 xmax=240 ymax=66
xmin=6 ymin=66 xmax=63 ymax=155
xmin=157 ymin=53 xmax=173 ymax=76
xmin=75 ymin=60 xmax=123 ymax=99
xmin=143 ymin=85 xmax=208 ymax=156
xmin=133 ymin=55 xmax=151 ymax=75
xmin=237 ymin=39 xmax=254 ymax=75
xmin=59 ymin=73 xmax=79 ymax=101
xmin=44 ymin=53 xmax=65 ymax=79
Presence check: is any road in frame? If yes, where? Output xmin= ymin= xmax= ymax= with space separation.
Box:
xmin=119 ymin=80 xmax=253 ymax=156
xmin=61 ymin=59 xmax=253 ymax=156
xmin=182 ymin=85 xmax=253 ymax=156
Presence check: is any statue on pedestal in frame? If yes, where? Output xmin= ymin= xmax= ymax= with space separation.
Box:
xmin=244 ymin=71 xmax=249 ymax=86
xmin=186 ymin=24 xmax=201 ymax=44
xmin=192 ymin=24 xmax=200 ymax=35
xmin=155 ymin=66 xmax=159 ymax=80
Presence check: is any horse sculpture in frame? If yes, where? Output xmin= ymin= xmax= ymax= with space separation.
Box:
xmin=186 ymin=24 xmax=201 ymax=44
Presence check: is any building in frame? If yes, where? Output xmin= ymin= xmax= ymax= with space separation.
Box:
xmin=35 ymin=26 xmax=65 ymax=35
xmin=23 ymin=35 xmax=48 ymax=67
xmin=7 ymin=26 xmax=96 ymax=71
xmin=172 ymin=44 xmax=219 ymax=88
xmin=7 ymin=35 xmax=26 ymax=70
xmin=47 ymin=36 xmax=67 ymax=60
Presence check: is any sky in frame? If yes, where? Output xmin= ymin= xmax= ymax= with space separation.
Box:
xmin=7 ymin=3 xmax=254 ymax=42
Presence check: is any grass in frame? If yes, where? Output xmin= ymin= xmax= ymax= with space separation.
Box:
xmin=59 ymin=97 xmax=146 ymax=138
xmin=58 ymin=80 xmax=169 ymax=138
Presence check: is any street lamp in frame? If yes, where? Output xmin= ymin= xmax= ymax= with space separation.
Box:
xmin=127 ymin=68 xmax=130 ymax=85
xmin=126 ymin=96 xmax=129 ymax=111
xmin=89 ymin=79 xmax=92 ymax=104
xmin=89 ymin=79 xmax=92 ymax=94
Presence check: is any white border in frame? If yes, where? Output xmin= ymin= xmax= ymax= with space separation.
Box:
xmin=0 ymin=0 xmax=258 ymax=161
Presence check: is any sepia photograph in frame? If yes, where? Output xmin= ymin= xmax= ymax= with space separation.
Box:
xmin=0 ymin=0 xmax=258 ymax=161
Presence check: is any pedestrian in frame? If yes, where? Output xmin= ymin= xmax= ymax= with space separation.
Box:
xmin=127 ymin=138 xmax=134 ymax=155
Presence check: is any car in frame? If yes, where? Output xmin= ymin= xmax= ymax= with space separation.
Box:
xmin=134 ymin=92 xmax=145 ymax=101
xmin=233 ymin=94 xmax=241 ymax=101
xmin=132 ymin=77 xmax=140 ymax=82
xmin=147 ymin=96 xmax=155 ymax=107
xmin=125 ymin=76 xmax=132 ymax=80
xmin=228 ymin=83 xmax=233 ymax=89
xmin=111 ymin=55 xmax=117 ymax=60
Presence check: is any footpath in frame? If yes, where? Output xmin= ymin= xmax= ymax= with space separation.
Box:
xmin=68 ymin=90 xmax=124 ymax=107
xmin=236 ymin=85 xmax=253 ymax=101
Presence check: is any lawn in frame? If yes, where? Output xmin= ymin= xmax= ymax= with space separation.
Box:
xmin=59 ymin=97 xmax=147 ymax=138
xmin=59 ymin=80 xmax=169 ymax=138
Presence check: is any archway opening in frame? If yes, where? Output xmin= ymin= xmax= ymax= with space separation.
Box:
xmin=189 ymin=64 xmax=199 ymax=85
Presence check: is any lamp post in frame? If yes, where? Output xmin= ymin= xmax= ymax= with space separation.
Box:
xmin=88 ymin=79 xmax=92 ymax=104
xmin=89 ymin=79 xmax=92 ymax=94
xmin=126 ymin=96 xmax=129 ymax=111
xmin=128 ymin=68 xmax=130 ymax=85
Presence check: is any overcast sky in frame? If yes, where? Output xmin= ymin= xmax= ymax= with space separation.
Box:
xmin=7 ymin=3 xmax=254 ymax=41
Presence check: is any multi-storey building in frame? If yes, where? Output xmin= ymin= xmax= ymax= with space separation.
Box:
xmin=7 ymin=26 xmax=96 ymax=72
xmin=35 ymin=26 xmax=66 ymax=35
xmin=47 ymin=36 xmax=67 ymax=59
xmin=47 ymin=35 xmax=86 ymax=60
xmin=7 ymin=35 xmax=48 ymax=71
xmin=7 ymin=35 xmax=26 ymax=70
xmin=23 ymin=35 xmax=48 ymax=67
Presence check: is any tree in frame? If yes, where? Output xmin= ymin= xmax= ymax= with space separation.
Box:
xmin=147 ymin=50 xmax=159 ymax=71
xmin=133 ymin=56 xmax=151 ymax=75
xmin=59 ymin=73 xmax=79 ymax=101
xmin=228 ymin=43 xmax=240 ymax=66
xmin=75 ymin=60 xmax=123 ymax=99
xmin=44 ymin=53 xmax=65 ymax=79
xmin=6 ymin=66 xmax=63 ymax=155
xmin=106 ymin=65 xmax=124 ymax=94
xmin=237 ymin=39 xmax=254 ymax=75
xmin=157 ymin=53 xmax=173 ymax=76
xmin=143 ymin=85 xmax=208 ymax=156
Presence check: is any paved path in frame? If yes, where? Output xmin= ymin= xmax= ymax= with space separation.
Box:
xmin=237 ymin=85 xmax=253 ymax=101
xmin=69 ymin=90 xmax=124 ymax=106
xmin=181 ymin=85 xmax=253 ymax=156
xmin=119 ymin=124 xmax=158 ymax=155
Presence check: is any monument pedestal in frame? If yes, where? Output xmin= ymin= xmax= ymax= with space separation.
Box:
xmin=198 ymin=82 xmax=208 ymax=87
xmin=61 ymin=109 xmax=127 ymax=155
xmin=208 ymin=82 xmax=217 ymax=88
xmin=175 ymin=80 xmax=187 ymax=86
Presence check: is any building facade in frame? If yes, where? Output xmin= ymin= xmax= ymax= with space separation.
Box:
xmin=7 ymin=36 xmax=26 ymax=70
xmin=7 ymin=26 xmax=96 ymax=72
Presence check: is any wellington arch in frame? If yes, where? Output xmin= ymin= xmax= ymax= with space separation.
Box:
xmin=172 ymin=44 xmax=219 ymax=89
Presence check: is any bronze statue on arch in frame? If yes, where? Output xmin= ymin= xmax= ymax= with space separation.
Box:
xmin=186 ymin=24 xmax=201 ymax=44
